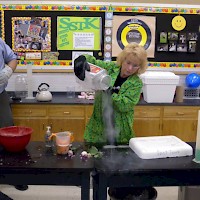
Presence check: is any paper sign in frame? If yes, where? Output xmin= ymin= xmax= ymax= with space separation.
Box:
xmin=25 ymin=52 xmax=41 ymax=60
xmin=57 ymin=16 xmax=101 ymax=50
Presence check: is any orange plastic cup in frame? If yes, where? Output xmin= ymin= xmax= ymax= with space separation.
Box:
xmin=49 ymin=131 xmax=74 ymax=154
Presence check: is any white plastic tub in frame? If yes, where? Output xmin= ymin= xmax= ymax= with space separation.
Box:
xmin=140 ymin=71 xmax=180 ymax=103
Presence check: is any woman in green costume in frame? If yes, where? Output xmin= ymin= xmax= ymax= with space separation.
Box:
xmin=74 ymin=42 xmax=148 ymax=145
xmin=74 ymin=43 xmax=157 ymax=200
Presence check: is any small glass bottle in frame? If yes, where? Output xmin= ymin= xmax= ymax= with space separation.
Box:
xmin=45 ymin=126 xmax=52 ymax=147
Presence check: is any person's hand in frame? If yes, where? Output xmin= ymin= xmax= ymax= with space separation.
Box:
xmin=0 ymin=64 xmax=13 ymax=86
xmin=106 ymin=87 xmax=114 ymax=94
xmin=106 ymin=86 xmax=120 ymax=94
xmin=74 ymin=55 xmax=90 ymax=81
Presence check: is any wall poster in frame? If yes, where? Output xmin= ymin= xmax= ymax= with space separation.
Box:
xmin=12 ymin=17 xmax=51 ymax=52
xmin=57 ymin=16 xmax=101 ymax=50
xmin=112 ymin=15 xmax=156 ymax=58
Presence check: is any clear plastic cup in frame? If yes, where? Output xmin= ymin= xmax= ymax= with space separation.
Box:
xmin=66 ymin=86 xmax=75 ymax=98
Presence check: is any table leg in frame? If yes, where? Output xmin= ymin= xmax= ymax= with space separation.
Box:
xmin=92 ymin=173 xmax=98 ymax=200
xmin=81 ymin=172 xmax=90 ymax=200
xmin=97 ymin=174 xmax=107 ymax=200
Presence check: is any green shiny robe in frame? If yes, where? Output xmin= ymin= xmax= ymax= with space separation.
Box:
xmin=84 ymin=55 xmax=143 ymax=144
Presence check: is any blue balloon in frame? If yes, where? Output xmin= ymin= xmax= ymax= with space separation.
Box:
xmin=185 ymin=73 xmax=200 ymax=88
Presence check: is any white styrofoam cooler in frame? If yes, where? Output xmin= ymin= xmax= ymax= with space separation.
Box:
xmin=140 ymin=71 xmax=180 ymax=103
xmin=129 ymin=135 xmax=193 ymax=159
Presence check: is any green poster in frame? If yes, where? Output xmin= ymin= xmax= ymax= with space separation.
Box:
xmin=57 ymin=16 xmax=101 ymax=50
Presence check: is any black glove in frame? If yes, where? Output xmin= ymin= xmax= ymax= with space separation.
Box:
xmin=74 ymin=55 xmax=90 ymax=81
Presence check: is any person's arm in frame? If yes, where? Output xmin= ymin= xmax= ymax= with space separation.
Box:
xmin=0 ymin=38 xmax=17 ymax=73
xmin=7 ymin=59 xmax=18 ymax=72
xmin=84 ymin=54 xmax=116 ymax=71
xmin=0 ymin=63 xmax=16 ymax=86
xmin=0 ymin=40 xmax=17 ymax=86
xmin=74 ymin=54 xmax=117 ymax=81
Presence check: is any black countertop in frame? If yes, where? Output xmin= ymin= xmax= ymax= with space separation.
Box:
xmin=8 ymin=91 xmax=200 ymax=106
xmin=9 ymin=92 xmax=94 ymax=105
xmin=94 ymin=143 xmax=198 ymax=174
xmin=0 ymin=142 xmax=93 ymax=200
xmin=0 ymin=141 xmax=93 ymax=171
xmin=92 ymin=142 xmax=200 ymax=200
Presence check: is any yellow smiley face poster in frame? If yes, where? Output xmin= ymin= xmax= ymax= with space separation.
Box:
xmin=172 ymin=16 xmax=186 ymax=31
xmin=112 ymin=15 xmax=156 ymax=58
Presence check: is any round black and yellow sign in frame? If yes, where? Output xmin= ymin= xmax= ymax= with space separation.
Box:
xmin=116 ymin=19 xmax=152 ymax=50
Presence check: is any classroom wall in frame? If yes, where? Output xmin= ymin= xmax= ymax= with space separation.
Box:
xmin=7 ymin=72 xmax=185 ymax=93
xmin=4 ymin=1 xmax=197 ymax=92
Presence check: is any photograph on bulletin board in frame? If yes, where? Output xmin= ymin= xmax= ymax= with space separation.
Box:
xmin=12 ymin=17 xmax=51 ymax=52
xmin=42 ymin=52 xmax=59 ymax=60
xmin=57 ymin=16 xmax=101 ymax=50
xmin=112 ymin=15 xmax=156 ymax=58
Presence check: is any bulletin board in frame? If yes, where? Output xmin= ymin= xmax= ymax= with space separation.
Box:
xmin=3 ymin=10 xmax=105 ymax=64
xmin=112 ymin=12 xmax=200 ymax=63
xmin=1 ymin=4 xmax=200 ymax=72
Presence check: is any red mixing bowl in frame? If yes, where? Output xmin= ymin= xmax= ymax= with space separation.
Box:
xmin=0 ymin=126 xmax=33 ymax=152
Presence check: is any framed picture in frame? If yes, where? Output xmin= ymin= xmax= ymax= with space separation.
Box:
xmin=179 ymin=33 xmax=187 ymax=44
xmin=177 ymin=44 xmax=187 ymax=52
xmin=169 ymin=42 xmax=177 ymax=52
xmin=159 ymin=32 xmax=167 ymax=43
xmin=188 ymin=41 xmax=197 ymax=53
xmin=168 ymin=32 xmax=179 ymax=41
xmin=157 ymin=44 xmax=168 ymax=52
xmin=187 ymin=32 xmax=198 ymax=41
